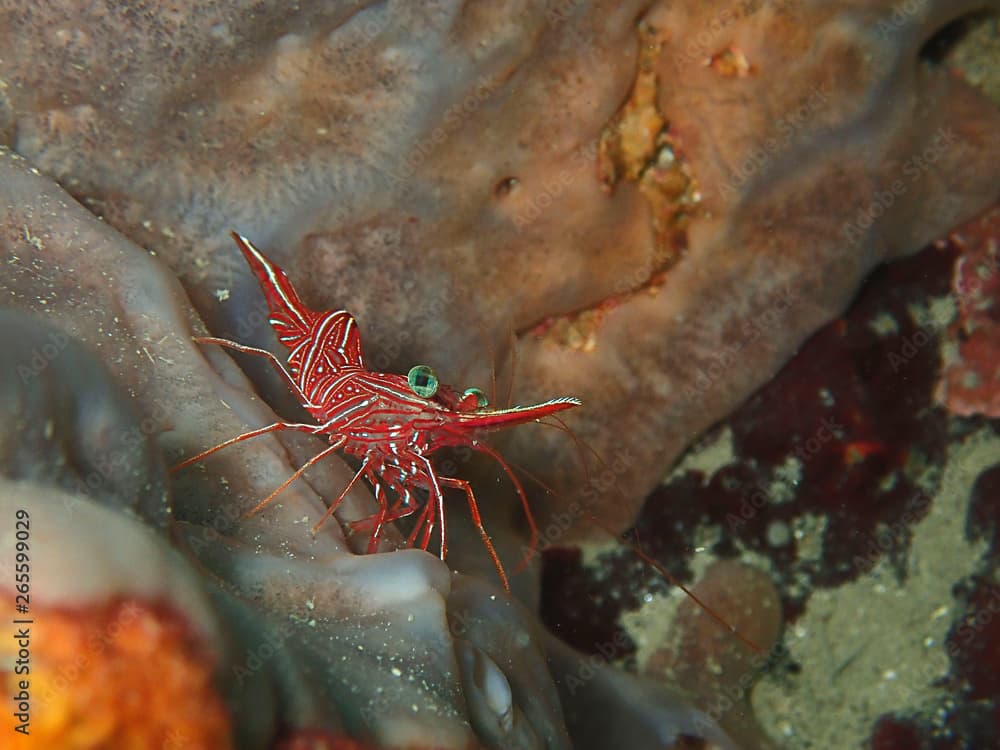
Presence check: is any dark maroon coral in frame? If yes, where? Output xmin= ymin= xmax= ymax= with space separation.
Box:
xmin=968 ymin=462 xmax=1000 ymax=556
xmin=543 ymin=236 xmax=960 ymax=628
xmin=542 ymin=205 xmax=1000 ymax=747
xmin=943 ymin=576 xmax=1000 ymax=729
xmin=869 ymin=715 xmax=930 ymax=750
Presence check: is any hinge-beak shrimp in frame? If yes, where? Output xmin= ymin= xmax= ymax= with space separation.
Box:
xmin=172 ymin=232 xmax=580 ymax=591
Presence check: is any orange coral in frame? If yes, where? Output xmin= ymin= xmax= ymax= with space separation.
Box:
xmin=273 ymin=730 xmax=385 ymax=749
xmin=1 ymin=597 xmax=231 ymax=750
xmin=938 ymin=206 xmax=1000 ymax=417
xmin=597 ymin=21 xmax=699 ymax=276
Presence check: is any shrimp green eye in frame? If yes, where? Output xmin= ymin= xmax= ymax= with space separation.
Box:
xmin=462 ymin=387 xmax=489 ymax=409
xmin=407 ymin=364 xmax=439 ymax=398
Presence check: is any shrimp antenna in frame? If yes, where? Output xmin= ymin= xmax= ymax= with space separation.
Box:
xmin=523 ymin=417 xmax=765 ymax=654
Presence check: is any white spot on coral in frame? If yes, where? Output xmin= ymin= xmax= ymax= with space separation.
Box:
xmin=868 ymin=311 xmax=899 ymax=336
xmin=209 ymin=23 xmax=234 ymax=45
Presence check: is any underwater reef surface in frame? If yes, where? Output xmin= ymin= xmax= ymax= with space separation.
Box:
xmin=543 ymin=206 xmax=1000 ymax=748
xmin=1 ymin=1 xmax=998 ymax=748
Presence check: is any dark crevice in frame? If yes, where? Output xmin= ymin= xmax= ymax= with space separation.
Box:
xmin=919 ymin=10 xmax=996 ymax=64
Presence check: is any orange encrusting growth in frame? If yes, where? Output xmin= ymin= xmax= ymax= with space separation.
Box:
xmin=1 ymin=596 xmax=231 ymax=750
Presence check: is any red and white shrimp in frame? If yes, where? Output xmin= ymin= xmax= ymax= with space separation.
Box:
xmin=173 ymin=232 xmax=580 ymax=591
